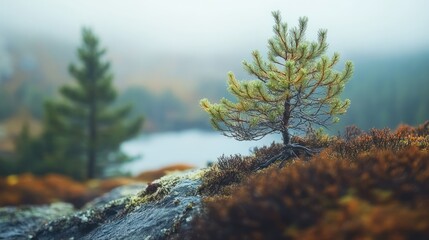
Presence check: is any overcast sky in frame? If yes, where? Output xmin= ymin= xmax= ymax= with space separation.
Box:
xmin=1 ymin=0 xmax=429 ymax=57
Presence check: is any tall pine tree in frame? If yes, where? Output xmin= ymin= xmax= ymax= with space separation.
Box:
xmin=44 ymin=28 xmax=142 ymax=179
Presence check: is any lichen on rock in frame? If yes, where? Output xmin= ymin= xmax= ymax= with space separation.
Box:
xmin=31 ymin=169 xmax=205 ymax=240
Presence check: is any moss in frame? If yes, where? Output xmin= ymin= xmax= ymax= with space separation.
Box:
xmin=126 ymin=169 xmax=206 ymax=211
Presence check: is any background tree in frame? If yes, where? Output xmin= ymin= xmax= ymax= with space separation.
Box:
xmin=43 ymin=28 xmax=142 ymax=179
xmin=201 ymin=11 xmax=353 ymax=167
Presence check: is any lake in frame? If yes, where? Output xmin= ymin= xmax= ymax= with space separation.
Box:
xmin=121 ymin=129 xmax=281 ymax=175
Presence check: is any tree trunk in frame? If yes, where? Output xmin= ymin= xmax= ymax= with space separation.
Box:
xmin=282 ymin=100 xmax=291 ymax=145
xmin=282 ymin=130 xmax=290 ymax=146
xmin=87 ymin=122 xmax=96 ymax=179
xmin=257 ymin=100 xmax=316 ymax=170
xmin=87 ymin=104 xmax=97 ymax=179
xmin=87 ymin=76 xmax=97 ymax=180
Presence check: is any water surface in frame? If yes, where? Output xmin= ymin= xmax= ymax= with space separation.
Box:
xmin=121 ymin=129 xmax=281 ymax=175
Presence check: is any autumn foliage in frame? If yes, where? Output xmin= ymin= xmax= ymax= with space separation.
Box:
xmin=190 ymin=122 xmax=429 ymax=239
xmin=0 ymin=173 xmax=88 ymax=207
xmin=0 ymin=164 xmax=195 ymax=208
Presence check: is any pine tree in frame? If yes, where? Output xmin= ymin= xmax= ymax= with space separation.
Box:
xmin=44 ymin=28 xmax=142 ymax=179
xmin=12 ymin=123 xmax=35 ymax=173
xmin=201 ymin=11 xmax=353 ymax=168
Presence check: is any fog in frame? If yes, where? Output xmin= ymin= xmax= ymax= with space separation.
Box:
xmin=1 ymin=0 xmax=428 ymax=132
xmin=1 ymin=0 xmax=429 ymax=57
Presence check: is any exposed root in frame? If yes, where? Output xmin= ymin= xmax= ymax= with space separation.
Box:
xmin=255 ymin=144 xmax=319 ymax=170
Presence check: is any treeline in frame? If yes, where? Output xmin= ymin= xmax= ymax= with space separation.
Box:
xmin=337 ymin=52 xmax=429 ymax=131
xmin=2 ymin=52 xmax=428 ymax=134
xmin=194 ymin=52 xmax=429 ymax=134
xmin=115 ymin=88 xmax=210 ymax=132
xmin=0 ymin=72 xmax=49 ymax=120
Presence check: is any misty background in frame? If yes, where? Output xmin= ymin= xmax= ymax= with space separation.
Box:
xmin=1 ymin=0 xmax=429 ymax=165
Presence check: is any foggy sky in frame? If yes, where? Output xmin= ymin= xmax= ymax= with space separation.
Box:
xmin=1 ymin=0 xmax=429 ymax=57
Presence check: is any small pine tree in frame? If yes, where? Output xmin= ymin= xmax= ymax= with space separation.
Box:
xmin=44 ymin=28 xmax=143 ymax=179
xmin=201 ymin=11 xmax=353 ymax=168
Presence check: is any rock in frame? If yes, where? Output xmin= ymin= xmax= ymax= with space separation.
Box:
xmin=33 ymin=169 xmax=205 ymax=240
xmin=83 ymin=182 xmax=147 ymax=209
xmin=0 ymin=202 xmax=75 ymax=240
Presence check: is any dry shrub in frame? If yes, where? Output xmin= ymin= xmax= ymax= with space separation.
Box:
xmin=42 ymin=174 xmax=88 ymax=204
xmin=198 ymin=122 xmax=429 ymax=202
xmin=0 ymin=173 xmax=152 ymax=208
xmin=198 ymin=154 xmax=253 ymax=196
xmin=394 ymin=123 xmax=415 ymax=137
xmin=1 ymin=165 xmax=201 ymax=208
xmin=199 ymin=142 xmax=283 ymax=196
xmin=0 ymin=173 xmax=87 ymax=207
xmin=251 ymin=142 xmax=284 ymax=161
xmin=332 ymin=124 xmax=429 ymax=159
xmin=343 ymin=125 xmax=364 ymax=141
xmin=190 ymin=147 xmax=429 ymax=239
xmin=292 ymin=123 xmax=429 ymax=160
xmin=189 ymin=123 xmax=429 ymax=239
xmin=292 ymin=128 xmax=333 ymax=149
xmin=0 ymin=174 xmax=147 ymax=208
xmin=299 ymin=198 xmax=429 ymax=240
xmin=0 ymin=173 xmax=53 ymax=206
xmin=415 ymin=120 xmax=429 ymax=136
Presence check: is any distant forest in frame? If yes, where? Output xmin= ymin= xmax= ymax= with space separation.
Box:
xmin=1 ymin=51 xmax=428 ymax=134
xmin=337 ymin=52 xmax=429 ymax=131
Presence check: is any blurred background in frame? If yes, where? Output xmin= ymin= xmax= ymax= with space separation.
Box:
xmin=0 ymin=0 xmax=428 ymax=185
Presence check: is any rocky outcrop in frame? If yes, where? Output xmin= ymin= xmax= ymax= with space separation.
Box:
xmin=7 ymin=169 xmax=205 ymax=240
xmin=0 ymin=202 xmax=75 ymax=240
xmin=83 ymin=182 xmax=147 ymax=209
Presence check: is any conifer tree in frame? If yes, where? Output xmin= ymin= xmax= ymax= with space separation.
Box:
xmin=44 ymin=28 xmax=142 ymax=179
xmin=14 ymin=123 xmax=35 ymax=172
xmin=201 ymin=11 xmax=353 ymax=168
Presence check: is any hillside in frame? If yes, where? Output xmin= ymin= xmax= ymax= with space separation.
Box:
xmin=1 ymin=123 xmax=428 ymax=239
xmin=190 ymin=122 xmax=429 ymax=239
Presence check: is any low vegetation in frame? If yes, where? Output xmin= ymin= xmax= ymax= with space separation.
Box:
xmin=0 ymin=164 xmax=193 ymax=208
xmin=135 ymin=164 xmax=195 ymax=182
xmin=189 ymin=122 xmax=429 ymax=239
